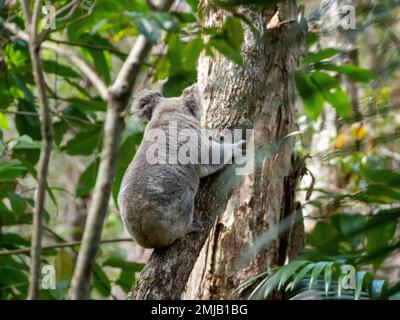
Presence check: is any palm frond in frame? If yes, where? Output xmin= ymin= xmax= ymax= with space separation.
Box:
xmin=242 ymin=260 xmax=395 ymax=300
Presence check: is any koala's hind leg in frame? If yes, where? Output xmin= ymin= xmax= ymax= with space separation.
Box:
xmin=177 ymin=187 xmax=201 ymax=234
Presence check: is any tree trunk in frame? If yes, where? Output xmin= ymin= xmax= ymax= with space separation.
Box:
xmin=129 ymin=0 xmax=307 ymax=300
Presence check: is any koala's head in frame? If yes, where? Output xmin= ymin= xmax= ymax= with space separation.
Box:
xmin=131 ymin=84 xmax=203 ymax=121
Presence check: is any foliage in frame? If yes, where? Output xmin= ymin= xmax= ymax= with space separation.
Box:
xmin=239 ymin=260 xmax=392 ymax=300
xmin=0 ymin=0 xmax=399 ymax=300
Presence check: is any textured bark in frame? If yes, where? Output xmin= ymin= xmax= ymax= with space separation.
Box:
xmin=130 ymin=0 xmax=307 ymax=300
xmin=20 ymin=0 xmax=55 ymax=300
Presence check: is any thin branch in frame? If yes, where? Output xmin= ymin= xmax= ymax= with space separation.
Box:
xmin=0 ymin=238 xmax=132 ymax=256
xmin=3 ymin=109 xmax=98 ymax=126
xmin=19 ymin=0 xmax=54 ymax=301
xmin=0 ymin=18 xmax=109 ymax=100
xmin=55 ymin=0 xmax=80 ymax=18
xmin=68 ymin=0 xmax=175 ymax=300
xmin=47 ymin=38 xmax=128 ymax=57
xmin=19 ymin=0 xmax=31 ymax=27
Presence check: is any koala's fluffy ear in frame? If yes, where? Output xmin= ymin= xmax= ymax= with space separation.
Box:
xmin=131 ymin=89 xmax=162 ymax=120
xmin=182 ymin=84 xmax=203 ymax=120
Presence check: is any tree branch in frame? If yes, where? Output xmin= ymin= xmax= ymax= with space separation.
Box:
xmin=68 ymin=0 xmax=175 ymax=300
xmin=19 ymin=0 xmax=54 ymax=300
xmin=0 ymin=238 xmax=132 ymax=257
xmin=19 ymin=0 xmax=31 ymax=27
xmin=0 ymin=18 xmax=109 ymax=100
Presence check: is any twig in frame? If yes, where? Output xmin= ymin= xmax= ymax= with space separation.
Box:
xmin=0 ymin=238 xmax=132 ymax=256
xmin=55 ymin=0 xmax=80 ymax=18
xmin=2 ymin=109 xmax=98 ymax=126
xmin=0 ymin=18 xmax=109 ymax=100
xmin=68 ymin=0 xmax=175 ymax=300
xmin=19 ymin=0 xmax=54 ymax=301
xmin=19 ymin=0 xmax=31 ymax=27
xmin=47 ymin=38 xmax=128 ymax=57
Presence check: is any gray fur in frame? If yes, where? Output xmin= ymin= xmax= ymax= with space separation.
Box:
xmin=118 ymin=84 xmax=244 ymax=248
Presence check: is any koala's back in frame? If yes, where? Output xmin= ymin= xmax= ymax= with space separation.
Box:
xmin=118 ymin=109 xmax=201 ymax=248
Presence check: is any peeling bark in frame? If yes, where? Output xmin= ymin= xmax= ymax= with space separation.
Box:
xmin=130 ymin=0 xmax=307 ymax=300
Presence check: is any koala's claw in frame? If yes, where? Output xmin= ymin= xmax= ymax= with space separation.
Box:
xmin=236 ymin=140 xmax=246 ymax=148
xmin=190 ymin=219 xmax=202 ymax=232
xmin=234 ymin=140 xmax=246 ymax=157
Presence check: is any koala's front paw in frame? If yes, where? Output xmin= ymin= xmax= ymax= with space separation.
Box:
xmin=233 ymin=140 xmax=246 ymax=157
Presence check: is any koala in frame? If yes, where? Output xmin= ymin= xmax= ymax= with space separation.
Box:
xmin=118 ymin=84 xmax=245 ymax=248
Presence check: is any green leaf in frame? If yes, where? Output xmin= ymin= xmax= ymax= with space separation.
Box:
xmin=370 ymin=279 xmax=388 ymax=300
xmin=290 ymin=263 xmax=315 ymax=290
xmin=258 ymin=268 xmax=284 ymax=299
xmin=11 ymin=135 xmax=41 ymax=166
xmin=62 ymin=127 xmax=102 ymax=156
xmin=92 ymin=264 xmax=111 ymax=297
xmin=11 ymin=135 xmax=41 ymax=150
xmin=151 ymin=12 xmax=179 ymax=32
xmin=76 ymin=158 xmax=99 ymax=197
xmin=0 ymin=233 xmax=30 ymax=249
xmin=15 ymin=99 xmax=41 ymax=140
xmin=118 ymin=129 xmax=142 ymax=167
xmin=0 ymin=162 xmax=27 ymax=181
xmin=103 ymin=257 xmax=143 ymax=272
xmin=278 ymin=261 xmax=308 ymax=290
xmin=163 ymin=73 xmax=196 ymax=97
xmin=0 ymin=200 xmax=32 ymax=226
xmin=295 ymin=72 xmax=324 ymax=120
xmin=224 ymin=16 xmax=244 ymax=51
xmin=88 ymin=49 xmax=111 ymax=85
xmin=54 ymin=249 xmax=74 ymax=282
xmin=366 ymin=215 xmax=396 ymax=269
xmin=307 ymin=221 xmax=340 ymax=249
xmin=302 ymin=48 xmax=337 ymax=65
xmin=187 ymin=0 xmax=199 ymax=11
xmin=310 ymin=261 xmax=329 ymax=289
xmin=0 ymin=263 xmax=29 ymax=287
xmin=315 ymin=63 xmax=373 ymax=83
xmin=324 ymin=262 xmax=335 ymax=294
xmin=307 ymin=32 xmax=318 ymax=47
xmin=209 ymin=39 xmax=243 ymax=65
xmin=364 ymin=184 xmax=400 ymax=203
xmin=364 ymin=168 xmax=400 ymax=186
xmin=129 ymin=13 xmax=161 ymax=44
xmin=337 ymin=269 xmax=345 ymax=298
xmin=310 ymin=71 xmax=351 ymax=119
xmin=331 ymin=213 xmax=367 ymax=249
xmin=207 ymin=16 xmax=244 ymax=65
xmin=7 ymin=192 xmax=28 ymax=216
xmin=182 ymin=38 xmax=204 ymax=71
xmin=0 ymin=112 xmax=9 ymax=129
xmin=43 ymin=60 xmax=79 ymax=78
xmin=53 ymin=121 xmax=69 ymax=146
xmin=117 ymin=269 xmax=136 ymax=293
xmin=355 ymin=271 xmax=372 ymax=300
